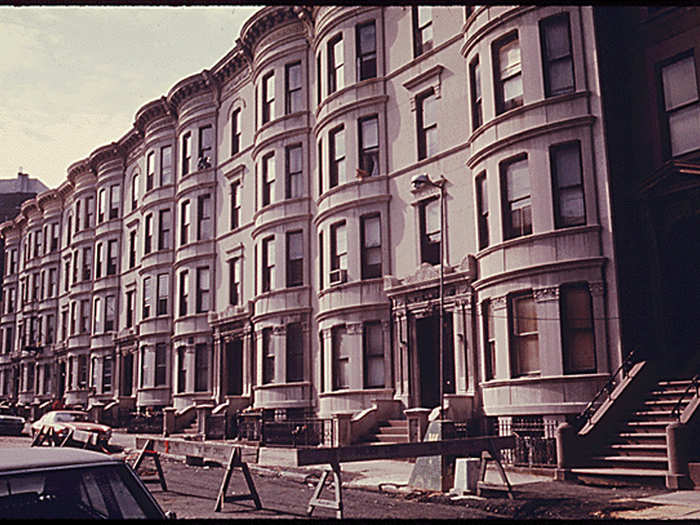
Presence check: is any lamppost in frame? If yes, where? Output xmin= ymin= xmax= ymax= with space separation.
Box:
xmin=411 ymin=173 xmax=447 ymax=420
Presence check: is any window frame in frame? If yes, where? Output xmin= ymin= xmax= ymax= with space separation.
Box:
xmin=418 ymin=197 xmax=440 ymax=265
xmin=230 ymin=181 xmax=241 ymax=230
xmin=285 ymin=144 xmax=303 ymax=199
xmin=160 ymin=145 xmax=173 ymax=186
xmin=539 ymin=12 xmax=575 ymax=98
xmin=356 ymin=20 xmax=377 ymax=81
xmin=469 ymin=55 xmax=483 ymax=130
xmin=560 ymin=283 xmax=596 ymax=374
xmin=286 ymin=230 xmax=303 ymax=288
xmin=181 ymin=131 xmax=192 ymax=176
xmin=285 ymin=61 xmax=302 ymax=114
xmin=231 ymin=108 xmax=241 ymax=156
xmin=412 ymin=6 xmax=433 ymax=58
xmin=329 ymin=125 xmax=345 ymax=188
xmin=550 ymin=140 xmax=586 ymax=228
xmin=327 ymin=33 xmax=344 ymax=95
xmin=261 ymin=236 xmax=274 ymax=293
xmin=262 ymin=70 xmax=275 ymax=124
xmin=493 ymin=31 xmax=523 ymax=115
xmin=285 ymin=322 xmax=303 ymax=383
xmin=475 ymin=172 xmax=489 ymax=250
xmin=358 ymin=115 xmax=379 ymax=177
xmin=262 ymin=327 xmax=274 ymax=384
xmin=156 ymin=273 xmax=169 ymax=316
xmin=262 ymin=152 xmax=275 ymax=207
xmin=509 ymin=291 xmax=540 ymax=377
xmin=363 ymin=320 xmax=384 ymax=388
xmin=195 ymin=266 xmax=210 ymax=313
xmin=416 ymin=88 xmax=437 ymax=160
xmin=360 ymin=213 xmax=382 ymax=279
xmin=500 ymin=155 xmax=532 ymax=240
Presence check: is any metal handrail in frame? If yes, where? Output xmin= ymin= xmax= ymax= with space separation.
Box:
xmin=670 ymin=374 xmax=700 ymax=421
xmin=574 ymin=350 xmax=636 ymax=430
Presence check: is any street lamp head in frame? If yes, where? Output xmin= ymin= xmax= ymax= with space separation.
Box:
xmin=411 ymin=173 xmax=433 ymax=190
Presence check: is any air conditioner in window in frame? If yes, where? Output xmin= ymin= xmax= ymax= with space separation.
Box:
xmin=329 ymin=269 xmax=347 ymax=284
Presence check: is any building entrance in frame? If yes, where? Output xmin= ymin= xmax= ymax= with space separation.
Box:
xmin=122 ymin=353 xmax=133 ymax=396
xmin=57 ymin=361 xmax=65 ymax=398
xmin=414 ymin=313 xmax=455 ymax=409
xmin=225 ymin=338 xmax=243 ymax=396
xmin=660 ymin=214 xmax=700 ymax=375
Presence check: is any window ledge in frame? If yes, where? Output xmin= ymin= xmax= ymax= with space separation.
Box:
xmin=481 ymin=371 xmax=608 ymax=388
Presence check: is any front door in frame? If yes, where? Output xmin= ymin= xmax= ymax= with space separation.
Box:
xmin=225 ymin=338 xmax=243 ymax=396
xmin=57 ymin=361 xmax=66 ymax=397
xmin=122 ymin=353 xmax=133 ymax=396
xmin=415 ymin=313 xmax=455 ymax=409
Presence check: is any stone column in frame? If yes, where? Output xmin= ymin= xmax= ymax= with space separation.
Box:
xmin=452 ymin=303 xmax=468 ymax=394
xmin=197 ymin=404 xmax=214 ymax=438
xmin=163 ymin=407 xmax=176 ymax=436
xmin=404 ymin=407 xmax=431 ymax=442
xmin=491 ymin=296 xmax=508 ymax=379
xmin=321 ymin=328 xmax=333 ymax=395
xmin=555 ymin=422 xmax=577 ymax=480
xmin=212 ymin=334 xmax=222 ymax=403
xmin=666 ymin=422 xmax=690 ymax=489
xmin=394 ymin=311 xmax=410 ymax=405
xmin=333 ymin=411 xmax=354 ymax=447
xmin=185 ymin=345 xmax=195 ymax=393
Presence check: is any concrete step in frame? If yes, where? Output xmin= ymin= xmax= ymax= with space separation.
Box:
xmin=374 ymin=434 xmax=409 ymax=443
xmin=590 ymin=455 xmax=667 ymax=470
xmin=570 ymin=467 xmax=666 ymax=487
xmin=606 ymin=444 xmax=668 ymax=457
xmin=615 ymin=432 xmax=667 ymax=446
xmin=625 ymin=420 xmax=669 ymax=429
xmin=657 ymin=379 xmax=693 ymax=387
xmin=381 ymin=419 xmax=408 ymax=429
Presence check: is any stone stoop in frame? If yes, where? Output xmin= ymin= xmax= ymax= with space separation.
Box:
xmin=360 ymin=419 xmax=410 ymax=445
xmin=572 ymin=378 xmax=693 ymax=487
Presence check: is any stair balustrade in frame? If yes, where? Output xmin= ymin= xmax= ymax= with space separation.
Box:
xmin=670 ymin=374 xmax=700 ymax=421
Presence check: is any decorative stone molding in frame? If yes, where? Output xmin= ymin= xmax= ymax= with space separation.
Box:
xmin=272 ymin=325 xmax=286 ymax=335
xmin=346 ymin=323 xmax=363 ymax=335
xmin=402 ymin=64 xmax=444 ymax=111
xmin=491 ymin=295 xmax=508 ymax=311
xmin=589 ymin=281 xmax=605 ymax=297
xmin=534 ymin=286 xmax=559 ymax=303
xmin=404 ymin=262 xmax=440 ymax=284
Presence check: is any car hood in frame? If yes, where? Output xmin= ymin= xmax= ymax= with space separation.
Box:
xmin=64 ymin=422 xmax=111 ymax=433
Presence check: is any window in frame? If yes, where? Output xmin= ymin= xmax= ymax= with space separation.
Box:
xmin=561 ymin=284 xmax=596 ymax=374
xmin=317 ymin=139 xmax=324 ymax=195
xmin=196 ymin=267 xmax=210 ymax=313
xmin=181 ymin=132 xmax=192 ymax=176
xmin=475 ymin=172 xmax=489 ymax=250
xmin=48 ymin=269 xmax=56 ymax=297
xmin=197 ymin=194 xmax=212 ymax=240
xmin=419 ymin=197 xmax=440 ymax=265
xmin=540 ymin=13 xmax=574 ymax=97
xmin=318 ymin=232 xmax=324 ymax=289
xmin=160 ymin=145 xmax=173 ymax=186
xmin=510 ymin=292 xmax=539 ymax=376
xmin=195 ymin=343 xmax=209 ymax=391
xmin=286 ymin=230 xmax=303 ymax=287
xmin=34 ymin=229 xmax=42 ymax=258
xmin=329 ymin=125 xmax=345 ymax=188
xmin=43 ymin=225 xmax=48 ymax=254
xmin=357 ymin=116 xmax=381 ymax=179
xmin=332 ymin=325 xmax=349 ymax=390
xmin=286 ymin=322 xmax=303 ymax=382
xmin=144 ymin=213 xmax=153 ymax=255
xmin=92 ymin=297 xmax=103 ymax=334
xmin=469 ymin=56 xmax=483 ymax=130
xmin=98 ymin=188 xmax=106 ymax=223
xmin=412 ymin=6 xmax=433 ymax=57
xmin=262 ymin=71 xmax=274 ymax=124
xmin=70 ymin=302 xmax=76 ymax=336
xmin=198 ymin=125 xmax=213 ymax=168
xmin=180 ymin=200 xmax=190 ymax=246
xmin=360 ymin=214 xmax=381 ymax=279
xmin=128 ymin=230 xmax=136 ymax=269
xmin=155 ymin=343 xmax=167 ymax=386
xmin=95 ymin=242 xmax=103 ymax=278
xmin=317 ymin=52 xmax=322 ymax=104
xmin=329 ymin=221 xmax=348 ymax=284
xmin=77 ymin=355 xmax=87 ymax=388
xmin=126 ymin=290 xmax=134 ymax=329
xmin=80 ymin=298 xmax=90 ymax=334
xmin=140 ymin=347 xmax=147 ymax=388
xmin=659 ymin=53 xmax=700 ymax=157
xmin=66 ymin=216 xmax=72 ymax=246
xmin=501 ymin=156 xmax=532 ymax=240
xmin=82 ymin=247 xmax=91 ymax=281
xmin=142 ymin=277 xmax=152 ymax=319
xmin=109 ymin=184 xmax=120 ymax=219
xmin=482 ymin=300 xmax=496 ymax=380
xmin=231 ymin=108 xmax=241 ymax=156
xmin=146 ymin=151 xmax=155 ymax=191
xmin=86 ymin=197 xmax=94 ymax=229
xmin=551 ymin=141 xmax=585 ymax=228
xmin=493 ymin=32 xmax=523 ymax=114
xmin=363 ymin=321 xmax=384 ymax=388
xmin=285 ymin=145 xmax=303 ymax=199
xmin=327 ymin=34 xmax=344 ymax=95
xmin=262 ymin=153 xmax=275 ymax=207
xmin=179 ymin=270 xmax=189 ymax=317
xmin=262 ymin=328 xmax=274 ymax=384
xmin=356 ymin=21 xmax=377 ymax=81
xmin=71 ymin=253 xmax=77 ymax=285
xmin=64 ymin=260 xmax=70 ymax=292
xmin=261 ymin=236 xmax=274 ymax=293
xmin=107 ymin=240 xmax=117 ymax=275
xmin=417 ymin=88 xmax=437 ymax=160
xmin=229 ymin=257 xmax=241 ymax=306
xmin=75 ymin=202 xmax=81 ymax=232
xmin=131 ymin=173 xmax=139 ymax=212
xmin=157 ymin=273 xmax=169 ymax=316
xmin=285 ymin=61 xmax=302 ymax=114
xmin=158 ymin=209 xmax=171 ymax=250
xmin=230 ymin=181 xmax=241 ymax=230
xmin=102 ymin=357 xmax=112 ymax=393
xmin=46 ymin=314 xmax=54 ymax=344
xmin=105 ymin=295 xmax=115 ymax=331
xmin=177 ymin=346 xmax=186 ymax=393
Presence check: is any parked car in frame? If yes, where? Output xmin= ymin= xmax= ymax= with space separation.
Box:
xmin=0 ymin=448 xmax=169 ymax=519
xmin=31 ymin=410 xmax=111 ymax=445
xmin=0 ymin=414 xmax=25 ymax=435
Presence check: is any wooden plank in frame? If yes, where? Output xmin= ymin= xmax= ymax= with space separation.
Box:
xmin=296 ymin=436 xmax=515 ymax=466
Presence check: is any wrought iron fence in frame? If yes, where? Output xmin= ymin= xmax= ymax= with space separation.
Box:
xmin=124 ymin=411 xmax=163 ymax=434
xmin=233 ymin=411 xmax=334 ymax=447
xmin=488 ymin=416 xmax=557 ymax=467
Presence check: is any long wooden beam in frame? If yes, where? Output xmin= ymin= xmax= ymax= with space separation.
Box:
xmin=296 ymin=436 xmax=515 ymax=466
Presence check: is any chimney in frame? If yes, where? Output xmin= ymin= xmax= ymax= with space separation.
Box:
xmin=17 ymin=170 xmax=28 ymax=192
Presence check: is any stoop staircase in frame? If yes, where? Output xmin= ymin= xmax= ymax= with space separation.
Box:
xmin=572 ymin=378 xmax=694 ymax=486
xmin=360 ymin=419 xmax=410 ymax=445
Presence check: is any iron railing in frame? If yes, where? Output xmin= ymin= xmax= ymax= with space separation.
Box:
xmin=573 ymin=350 xmax=637 ymax=430
xmin=671 ymin=373 xmax=700 ymax=421
xmin=486 ymin=416 xmax=557 ymax=467
xmin=234 ymin=412 xmax=334 ymax=447
xmin=124 ymin=411 xmax=163 ymax=434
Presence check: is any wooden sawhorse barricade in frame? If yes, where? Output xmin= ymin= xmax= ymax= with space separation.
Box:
xmin=31 ymin=426 xmax=110 ymax=453
xmin=131 ymin=439 xmax=168 ymax=492
xmin=212 ymin=436 xmax=515 ymax=518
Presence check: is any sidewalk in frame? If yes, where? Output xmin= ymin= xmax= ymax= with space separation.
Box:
xmin=111 ymin=430 xmax=700 ymax=519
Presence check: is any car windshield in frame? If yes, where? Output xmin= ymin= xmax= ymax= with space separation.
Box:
xmin=54 ymin=413 xmax=87 ymax=423
xmin=0 ymin=464 xmax=162 ymax=519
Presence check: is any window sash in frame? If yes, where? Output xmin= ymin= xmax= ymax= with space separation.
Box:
xmin=494 ymin=34 xmax=523 ymax=113
xmin=146 ymin=151 xmax=155 ymax=190
xmin=143 ymin=277 xmax=152 ymax=319
xmin=231 ymin=109 xmax=241 ymax=155
xmin=231 ymin=182 xmax=241 ymax=229
xmin=229 ymin=258 xmax=240 ymax=306
xmin=476 ymin=173 xmax=489 ymax=250
xmin=262 ymin=153 xmax=275 ymax=206
xmin=561 ymin=285 xmax=596 ymax=374
xmin=332 ymin=326 xmax=349 ymax=390
xmin=160 ymin=145 xmax=173 ymax=186
xmin=262 ymin=237 xmax=274 ymax=292
xmin=285 ymin=323 xmax=304 ymax=382
xmin=356 ymin=21 xmax=377 ymax=81
xmin=359 ymin=116 xmax=379 ymax=176
xmin=286 ymin=145 xmax=303 ymax=199
xmin=197 ymin=194 xmax=212 ymax=240
xmin=470 ymin=57 xmax=483 ymax=130
xmin=194 ymin=343 xmax=209 ymax=391
xmin=196 ymin=267 xmax=210 ymax=312
xmin=510 ymin=293 xmax=539 ymax=376
xmin=109 ymin=184 xmax=120 ymax=218
xmin=262 ymin=328 xmax=274 ymax=384
xmin=179 ymin=271 xmax=189 ymax=317
xmin=155 ymin=344 xmax=167 ymax=386
xmin=329 ymin=126 xmax=345 ymax=187
xmin=286 ymin=231 xmax=303 ymax=287
xmin=330 ymin=222 xmax=347 ymax=271
xmin=285 ymin=62 xmax=302 ymax=114
xmin=502 ymin=157 xmax=532 ymax=239
xmin=328 ymin=35 xmax=344 ymax=94
xmin=413 ymin=7 xmax=433 ymax=57
xmin=551 ymin=142 xmax=585 ymax=228
xmin=540 ymin=14 xmax=574 ymax=97
xmin=417 ymin=89 xmax=437 ymax=160
xmin=363 ymin=321 xmax=384 ymax=388
xmin=361 ymin=215 xmax=382 ymax=278
xmin=262 ymin=71 xmax=274 ymax=123
xmin=198 ymin=125 xmax=213 ymax=160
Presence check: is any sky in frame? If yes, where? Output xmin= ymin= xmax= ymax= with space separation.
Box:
xmin=0 ymin=6 xmax=261 ymax=189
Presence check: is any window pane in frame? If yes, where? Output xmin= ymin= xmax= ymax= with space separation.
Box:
xmin=554 ymin=145 xmax=581 ymax=188
xmin=364 ymin=216 xmax=380 ymax=247
xmin=361 ymin=118 xmax=378 ymax=148
xmin=515 ymin=295 xmax=537 ymax=334
xmin=565 ymin=287 xmax=593 ymax=330
xmin=518 ymin=335 xmax=540 ymax=374
xmin=499 ymin=40 xmax=521 ymax=77
xmin=336 ymin=225 xmax=347 ymax=254
xmin=289 ymin=146 xmax=302 ymax=173
xmin=503 ymin=74 xmax=523 ymax=101
xmin=359 ymin=22 xmax=376 ymax=53
xmin=662 ymin=56 xmax=699 ymax=110
xmin=289 ymin=232 xmax=303 ymax=259
xmin=548 ymin=59 xmax=574 ymax=95
xmin=423 ymin=94 xmax=437 ymax=127
xmin=426 ymin=199 xmax=440 ymax=237
xmin=288 ymin=63 xmax=301 ymax=90
xmin=669 ymin=104 xmax=700 ymax=155
xmin=506 ymin=159 xmax=530 ymax=200
xmin=544 ymin=18 xmax=570 ymax=60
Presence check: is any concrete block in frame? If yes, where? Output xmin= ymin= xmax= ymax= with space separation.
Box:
xmin=453 ymin=458 xmax=481 ymax=493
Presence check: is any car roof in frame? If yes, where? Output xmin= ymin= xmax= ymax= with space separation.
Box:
xmin=0 ymin=448 xmax=119 ymax=473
